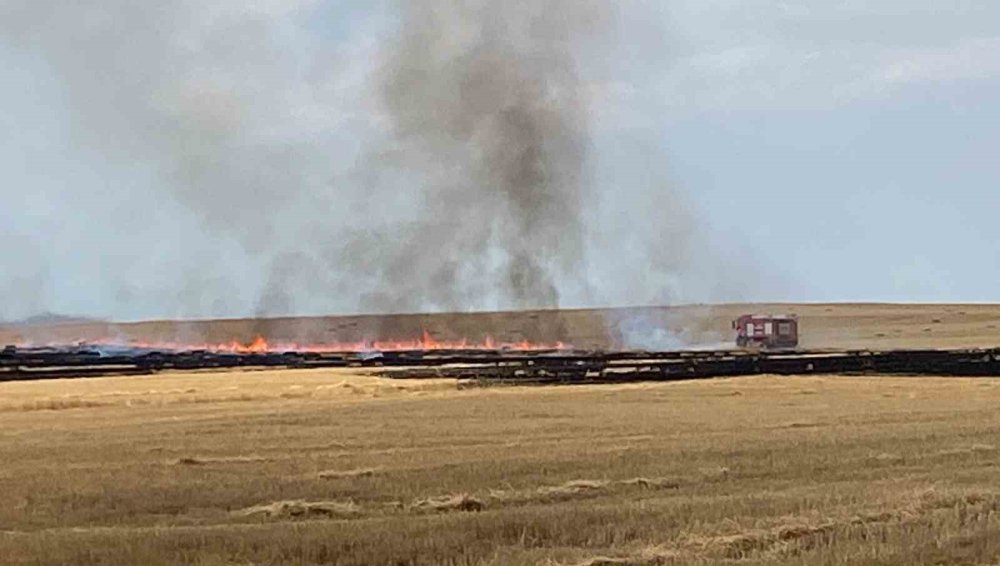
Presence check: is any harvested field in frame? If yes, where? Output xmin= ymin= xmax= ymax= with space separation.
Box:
xmin=4 ymin=369 xmax=1000 ymax=564
xmin=5 ymin=303 xmax=1000 ymax=351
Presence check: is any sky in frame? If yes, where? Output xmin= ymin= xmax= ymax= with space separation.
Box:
xmin=0 ymin=1 xmax=997 ymax=321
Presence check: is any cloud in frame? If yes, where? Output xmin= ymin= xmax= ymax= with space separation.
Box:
xmin=876 ymin=37 xmax=1000 ymax=85
xmin=644 ymin=2 xmax=1000 ymax=112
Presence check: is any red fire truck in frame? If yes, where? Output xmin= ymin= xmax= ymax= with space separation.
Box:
xmin=733 ymin=314 xmax=799 ymax=349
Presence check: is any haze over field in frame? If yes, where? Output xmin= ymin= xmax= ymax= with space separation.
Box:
xmin=1 ymin=1 xmax=997 ymax=322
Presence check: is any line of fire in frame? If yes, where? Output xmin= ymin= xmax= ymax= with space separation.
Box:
xmin=4 ymin=313 xmax=1000 ymax=383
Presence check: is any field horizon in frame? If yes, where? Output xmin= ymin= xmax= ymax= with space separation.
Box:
xmin=4 ymin=303 xmax=1000 ymax=352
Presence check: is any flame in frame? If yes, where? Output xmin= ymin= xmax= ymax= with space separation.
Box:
xmin=15 ymin=332 xmax=570 ymax=354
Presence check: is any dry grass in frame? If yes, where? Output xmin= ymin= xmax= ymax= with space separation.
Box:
xmin=174 ymin=455 xmax=272 ymax=466
xmin=0 ymin=370 xmax=458 ymax=413
xmin=234 ymin=499 xmax=361 ymax=520
xmin=413 ymin=494 xmax=487 ymax=513
xmin=317 ymin=467 xmax=380 ymax=479
xmin=5 ymin=369 xmax=1000 ymax=564
xmin=6 ymin=302 xmax=1000 ymax=351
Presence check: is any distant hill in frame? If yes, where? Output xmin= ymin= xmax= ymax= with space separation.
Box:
xmin=0 ymin=313 xmax=101 ymax=328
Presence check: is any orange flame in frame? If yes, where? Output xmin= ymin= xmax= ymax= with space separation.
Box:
xmin=24 ymin=332 xmax=570 ymax=354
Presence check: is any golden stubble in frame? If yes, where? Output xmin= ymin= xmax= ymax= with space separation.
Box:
xmin=3 ymin=370 xmax=1000 ymax=564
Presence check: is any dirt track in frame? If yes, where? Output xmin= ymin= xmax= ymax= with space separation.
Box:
xmin=2 ymin=303 xmax=1000 ymax=351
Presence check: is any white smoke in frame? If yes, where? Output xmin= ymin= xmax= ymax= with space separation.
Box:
xmin=0 ymin=1 xmax=749 ymax=324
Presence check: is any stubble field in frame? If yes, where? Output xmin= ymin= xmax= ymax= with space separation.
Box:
xmin=4 ymin=367 xmax=1000 ymax=565
xmin=6 ymin=303 xmax=1000 ymax=351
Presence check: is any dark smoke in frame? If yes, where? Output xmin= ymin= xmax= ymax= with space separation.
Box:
xmin=0 ymin=1 xmax=735 ymax=326
xmin=342 ymin=1 xmax=607 ymax=311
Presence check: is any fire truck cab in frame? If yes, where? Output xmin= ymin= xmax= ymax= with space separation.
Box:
xmin=733 ymin=314 xmax=799 ymax=349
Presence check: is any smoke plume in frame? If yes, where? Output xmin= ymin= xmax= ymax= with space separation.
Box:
xmin=344 ymin=1 xmax=606 ymax=311
xmin=0 ymin=0 xmax=727 ymax=324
